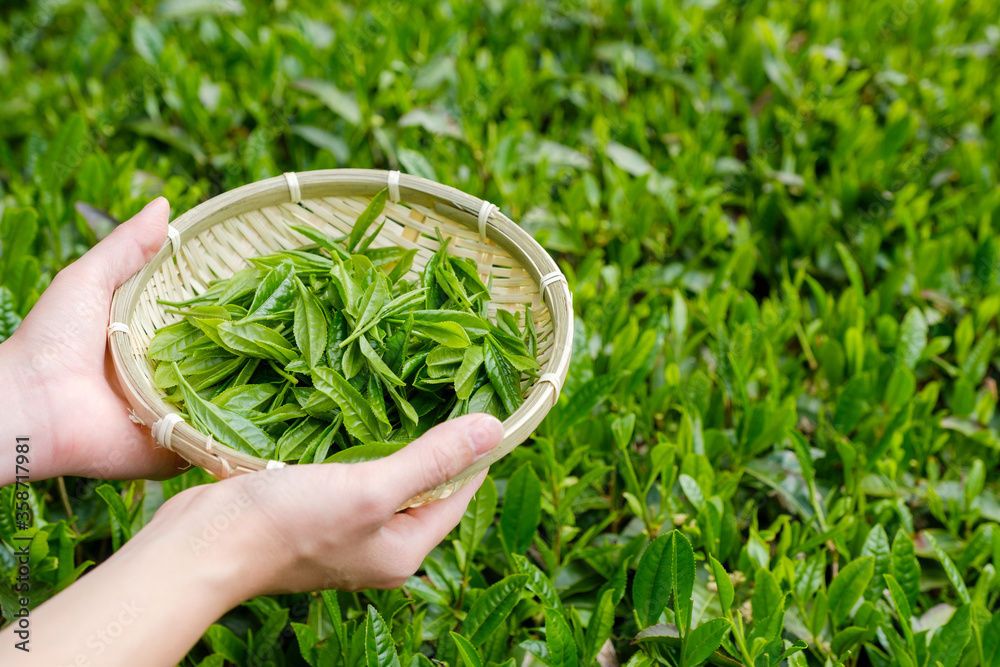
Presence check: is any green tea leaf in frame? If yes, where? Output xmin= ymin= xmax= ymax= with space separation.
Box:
xmin=860 ymin=524 xmax=891 ymax=601
xmin=410 ymin=319 xmax=472 ymax=348
xmin=359 ymin=335 xmax=405 ymax=386
xmin=883 ymin=574 xmax=914 ymax=649
xmin=895 ymin=307 xmax=928 ymax=370
xmin=95 ymin=484 xmax=133 ymax=551
xmin=313 ymin=366 xmax=382 ymax=443
xmin=365 ymin=605 xmax=401 ymax=667
xmin=218 ymin=321 xmax=298 ymax=363
xmin=340 ymin=275 xmax=389 ymax=347
xmin=148 ymin=321 xmax=202 ymax=361
xmin=455 ymin=345 xmax=485 ymax=400
xmin=835 ymin=242 xmax=865 ymax=297
xmin=294 ymin=79 xmax=363 ymax=126
xmin=543 ymin=606 xmax=579 ymax=667
xmin=927 ymin=604 xmax=971 ymax=667
xmin=461 ymin=574 xmax=528 ymax=646
xmin=484 ymin=337 xmax=523 ymax=415
xmin=246 ymin=263 xmax=297 ymax=321
xmin=982 ymin=611 xmax=1000 ymax=667
xmin=294 ymin=278 xmax=328 ymax=368
xmin=349 ymin=189 xmax=388 ymax=251
xmin=682 ymin=618 xmax=731 ymax=667
xmin=323 ymin=442 xmax=406 ymax=463
xmin=925 ymin=532 xmax=971 ymax=604
xmin=671 ymin=531 xmax=696 ymax=634
xmin=708 ymin=555 xmax=734 ymax=611
xmin=0 ymin=208 xmax=38 ymax=281
xmin=828 ymin=556 xmax=874 ymax=626
xmin=891 ymin=531 xmax=921 ymax=609
xmin=633 ymin=532 xmax=674 ymax=628
xmin=499 ymin=464 xmax=541 ymax=555
xmin=449 ymin=632 xmax=484 ymax=667
xmin=174 ymin=363 xmax=275 ymax=457
xmin=460 ymin=476 xmax=497 ymax=558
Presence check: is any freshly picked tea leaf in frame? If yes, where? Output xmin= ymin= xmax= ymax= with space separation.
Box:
xmin=149 ymin=189 xmax=538 ymax=463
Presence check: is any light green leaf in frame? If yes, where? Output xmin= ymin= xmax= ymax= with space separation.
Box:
xmin=709 ymin=556 xmax=734 ymax=611
xmin=131 ymin=16 xmax=165 ymax=65
xmin=294 ymin=79 xmax=363 ymax=125
xmin=895 ymin=307 xmax=928 ymax=370
xmin=349 ymin=188 xmax=388 ymax=251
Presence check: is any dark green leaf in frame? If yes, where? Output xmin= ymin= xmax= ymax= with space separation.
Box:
xmin=543 ymin=606 xmax=579 ymax=667
xmin=499 ymin=464 xmax=541 ymax=556
xmin=484 ymin=337 xmax=523 ymax=415
xmin=828 ymin=556 xmax=874 ymax=625
xmin=461 ymin=574 xmax=528 ymax=646
xmin=365 ymin=605 xmax=400 ymax=667
xmin=682 ymin=618 xmax=731 ymax=667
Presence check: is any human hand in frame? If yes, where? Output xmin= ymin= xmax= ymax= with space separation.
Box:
xmin=0 ymin=198 xmax=186 ymax=484
xmin=151 ymin=413 xmax=504 ymax=598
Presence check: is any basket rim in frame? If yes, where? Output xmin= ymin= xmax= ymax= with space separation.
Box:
xmin=109 ymin=168 xmax=573 ymax=505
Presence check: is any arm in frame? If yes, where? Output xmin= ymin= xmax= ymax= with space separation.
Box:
xmin=0 ymin=414 xmax=501 ymax=665
xmin=0 ymin=194 xmax=503 ymax=663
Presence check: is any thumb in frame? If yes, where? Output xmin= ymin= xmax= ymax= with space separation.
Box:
xmin=365 ymin=414 xmax=504 ymax=509
xmin=75 ymin=197 xmax=170 ymax=295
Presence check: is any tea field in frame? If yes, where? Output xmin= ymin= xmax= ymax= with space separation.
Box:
xmin=1 ymin=0 xmax=1000 ymax=665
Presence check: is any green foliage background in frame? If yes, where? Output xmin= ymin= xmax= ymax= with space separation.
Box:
xmin=2 ymin=0 xmax=1000 ymax=665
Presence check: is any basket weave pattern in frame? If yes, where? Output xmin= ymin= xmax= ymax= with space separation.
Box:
xmin=109 ymin=169 xmax=573 ymax=507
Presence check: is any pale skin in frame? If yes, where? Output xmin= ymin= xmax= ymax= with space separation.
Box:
xmin=0 ymin=198 xmax=503 ymax=665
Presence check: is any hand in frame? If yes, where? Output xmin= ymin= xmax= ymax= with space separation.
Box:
xmin=0 ymin=198 xmax=186 ymax=483
xmin=152 ymin=413 xmax=504 ymax=597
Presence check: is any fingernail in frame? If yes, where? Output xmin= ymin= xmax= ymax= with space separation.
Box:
xmin=467 ymin=415 xmax=503 ymax=460
xmin=143 ymin=196 xmax=169 ymax=214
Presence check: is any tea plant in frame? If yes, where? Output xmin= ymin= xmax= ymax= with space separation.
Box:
xmin=2 ymin=0 xmax=1000 ymax=665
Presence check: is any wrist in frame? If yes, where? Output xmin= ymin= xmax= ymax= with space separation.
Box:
xmin=148 ymin=475 xmax=283 ymax=606
xmin=0 ymin=338 xmax=51 ymax=485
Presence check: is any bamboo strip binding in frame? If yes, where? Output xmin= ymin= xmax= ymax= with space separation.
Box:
xmin=109 ymin=169 xmax=573 ymax=508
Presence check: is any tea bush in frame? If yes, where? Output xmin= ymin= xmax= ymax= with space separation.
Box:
xmin=2 ymin=0 xmax=999 ymax=665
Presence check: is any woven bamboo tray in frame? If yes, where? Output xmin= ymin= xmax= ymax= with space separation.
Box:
xmin=108 ymin=169 xmax=573 ymax=507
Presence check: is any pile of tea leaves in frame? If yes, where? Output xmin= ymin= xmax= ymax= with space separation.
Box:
xmin=147 ymin=189 xmax=539 ymax=463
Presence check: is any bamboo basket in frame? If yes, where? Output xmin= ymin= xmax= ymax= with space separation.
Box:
xmin=108 ymin=169 xmax=573 ymax=507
